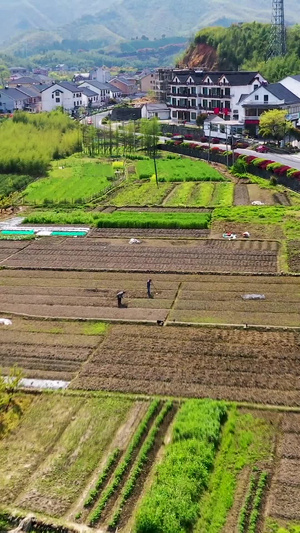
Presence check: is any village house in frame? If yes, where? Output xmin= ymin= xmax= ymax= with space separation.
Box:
xmin=109 ymin=76 xmax=137 ymax=96
xmin=141 ymin=102 xmax=170 ymax=120
xmin=239 ymin=82 xmax=300 ymax=135
xmin=0 ymin=87 xmax=31 ymax=112
xmin=167 ymin=70 xmax=267 ymax=124
xmin=138 ymin=71 xmax=158 ymax=93
xmin=41 ymin=82 xmax=84 ymax=112
xmin=79 ymin=81 xmax=122 ymax=103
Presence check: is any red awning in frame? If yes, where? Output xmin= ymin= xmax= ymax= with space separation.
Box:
xmin=245 ymin=119 xmax=259 ymax=125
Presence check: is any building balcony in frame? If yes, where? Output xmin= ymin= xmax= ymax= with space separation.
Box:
xmin=168 ymin=102 xmax=198 ymax=110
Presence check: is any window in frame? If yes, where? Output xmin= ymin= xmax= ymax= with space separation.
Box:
xmin=191 ymin=112 xmax=196 ymax=120
xmin=55 ymin=91 xmax=60 ymax=96
xmin=56 ymin=97 xmax=60 ymax=103
xmin=52 ymin=94 xmax=54 ymax=99
xmin=255 ymin=95 xmax=259 ymax=100
xmin=254 ymin=84 xmax=259 ymax=90
xmin=202 ymin=87 xmax=208 ymax=95
xmin=203 ymin=99 xmax=207 ymax=108
xmin=172 ymin=111 xmax=177 ymax=118
xmin=220 ymin=125 xmax=225 ymax=133
xmin=225 ymin=88 xmax=230 ymax=96
xmin=264 ymin=94 xmax=269 ymax=103
xmin=211 ymin=124 xmax=218 ymax=132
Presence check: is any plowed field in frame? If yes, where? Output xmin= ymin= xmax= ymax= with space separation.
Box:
xmin=0 ymin=237 xmax=279 ymax=273
xmin=0 ymin=317 xmax=105 ymax=381
xmin=71 ymin=324 xmax=300 ymax=406
xmin=267 ymin=412 xmax=300 ymax=522
xmin=0 ymin=271 xmax=298 ymax=326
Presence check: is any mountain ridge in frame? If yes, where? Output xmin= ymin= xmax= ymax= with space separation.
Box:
xmin=0 ymin=0 xmax=299 ymax=47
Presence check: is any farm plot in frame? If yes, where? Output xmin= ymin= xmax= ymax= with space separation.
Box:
xmin=1 ymin=271 xmax=297 ymax=327
xmin=172 ymin=273 xmax=299 ymax=327
xmin=23 ymin=157 xmax=114 ymax=205
xmin=0 ymin=393 xmax=134 ymax=519
xmin=266 ymin=412 xmax=300 ymax=525
xmin=164 ymin=182 xmax=234 ymax=207
xmin=107 ymin=180 xmax=174 ymax=206
xmin=0 ymin=237 xmax=279 ymax=273
xmin=89 ymin=227 xmax=210 ymax=238
xmin=0 ymin=315 xmax=107 ymax=381
xmin=136 ymin=158 xmax=226 ymax=181
xmin=72 ymin=324 xmax=300 ymax=405
xmin=287 ymin=240 xmax=300 ymax=272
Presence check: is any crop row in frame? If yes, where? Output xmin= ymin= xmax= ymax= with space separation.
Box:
xmin=134 ymin=399 xmax=226 ymax=533
xmin=239 ymin=470 xmax=268 ymax=533
xmin=88 ymin=399 xmax=160 ymax=526
xmin=83 ymin=448 xmax=120 ymax=508
xmin=109 ymin=400 xmax=173 ymax=528
xmin=136 ymin=158 xmax=225 ymax=182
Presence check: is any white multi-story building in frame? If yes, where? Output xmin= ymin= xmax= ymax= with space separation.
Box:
xmin=167 ymin=70 xmax=267 ymax=124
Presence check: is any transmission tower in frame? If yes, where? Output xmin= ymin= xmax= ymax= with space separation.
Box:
xmin=269 ymin=0 xmax=286 ymax=58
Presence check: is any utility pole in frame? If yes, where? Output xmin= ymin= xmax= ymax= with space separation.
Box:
xmin=269 ymin=0 xmax=286 ymax=58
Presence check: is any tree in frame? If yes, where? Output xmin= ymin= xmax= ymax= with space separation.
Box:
xmin=196 ymin=113 xmax=208 ymax=127
xmin=0 ymin=65 xmax=9 ymax=88
xmin=259 ymin=109 xmax=293 ymax=142
xmin=140 ymin=118 xmax=161 ymax=186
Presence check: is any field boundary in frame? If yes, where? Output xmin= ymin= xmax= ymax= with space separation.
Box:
xmin=2 ymin=310 xmax=299 ymax=332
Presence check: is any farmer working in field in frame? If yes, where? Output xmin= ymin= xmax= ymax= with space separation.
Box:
xmin=147 ymin=279 xmax=152 ymax=298
xmin=117 ymin=290 xmax=125 ymax=308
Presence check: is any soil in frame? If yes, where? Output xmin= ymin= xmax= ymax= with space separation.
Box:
xmin=71 ymin=325 xmax=300 ymax=406
xmin=266 ymin=412 xmax=300 ymax=522
xmin=0 ymin=271 xmax=298 ymax=327
xmin=287 ymin=240 xmax=300 ymax=273
xmin=0 ymin=237 xmax=279 ymax=273
xmin=88 ymin=227 xmax=210 ymax=238
xmin=234 ymin=184 xmax=250 ymax=206
xmin=210 ymin=221 xmax=284 ymax=241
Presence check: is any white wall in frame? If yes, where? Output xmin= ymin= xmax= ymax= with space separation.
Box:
xmin=42 ymin=84 xmax=83 ymax=112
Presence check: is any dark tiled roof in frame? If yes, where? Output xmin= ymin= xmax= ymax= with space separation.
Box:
xmin=14 ymin=85 xmax=41 ymax=97
xmin=80 ymin=87 xmax=98 ymax=97
xmin=0 ymin=88 xmax=29 ymax=100
xmin=172 ymin=70 xmax=261 ymax=86
xmin=267 ymin=83 xmax=300 ymax=103
xmin=9 ymin=76 xmax=39 ymax=84
xmin=58 ymin=81 xmax=79 ymax=92
xmin=291 ymin=75 xmax=300 ymax=82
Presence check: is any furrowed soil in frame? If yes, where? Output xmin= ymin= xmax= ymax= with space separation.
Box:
xmin=71 ymin=324 xmax=300 ymax=406
xmin=266 ymin=412 xmax=300 ymax=522
xmin=0 ymin=316 xmax=106 ymax=381
xmin=0 ymin=237 xmax=279 ymax=273
xmin=287 ymin=240 xmax=300 ymax=273
xmin=0 ymin=271 xmax=298 ymax=326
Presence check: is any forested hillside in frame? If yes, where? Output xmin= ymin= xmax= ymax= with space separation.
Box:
xmin=179 ymin=23 xmax=300 ymax=82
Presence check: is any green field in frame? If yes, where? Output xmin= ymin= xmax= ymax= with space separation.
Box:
xmin=109 ymin=180 xmax=173 ymax=206
xmin=25 ymin=210 xmax=211 ymax=229
xmin=23 ymin=157 xmax=114 ymax=205
xmin=136 ymin=158 xmax=226 ymax=182
xmin=165 ymin=182 xmax=234 ymax=207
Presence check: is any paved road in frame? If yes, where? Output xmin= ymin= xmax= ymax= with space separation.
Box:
xmin=83 ymin=115 xmax=300 ymax=170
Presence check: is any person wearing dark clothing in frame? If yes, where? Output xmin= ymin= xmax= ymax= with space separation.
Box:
xmin=117 ymin=291 xmax=125 ymax=307
xmin=147 ymin=279 xmax=152 ymax=298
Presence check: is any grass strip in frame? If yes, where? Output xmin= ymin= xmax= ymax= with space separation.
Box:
xmin=109 ymin=401 xmax=173 ymax=528
xmin=83 ymin=448 xmax=120 ymax=508
xmin=134 ymin=399 xmax=226 ymax=533
xmin=88 ymin=399 xmax=160 ymax=526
